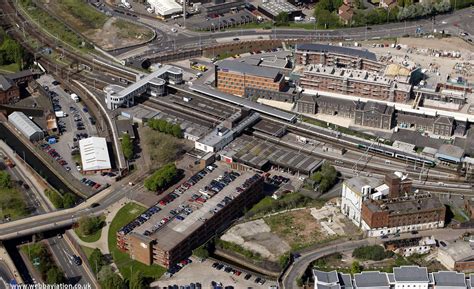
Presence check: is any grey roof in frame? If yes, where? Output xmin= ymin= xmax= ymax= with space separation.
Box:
xmin=189 ymin=85 xmax=296 ymax=122
xmin=0 ymin=75 xmax=13 ymax=91
xmin=5 ymin=69 xmax=35 ymax=80
xmin=357 ymin=101 xmax=394 ymax=115
xmin=470 ymin=274 xmax=474 ymax=288
xmin=393 ymin=266 xmax=429 ymax=283
xmin=354 ymin=272 xmax=389 ymax=288
xmin=8 ymin=111 xmax=43 ymax=139
xmin=344 ymin=176 xmax=384 ymax=194
xmin=432 ymin=271 xmax=466 ymax=287
xmin=387 ymin=273 xmax=395 ymax=283
xmin=436 ymin=144 xmax=464 ymax=159
xmin=217 ymin=59 xmax=282 ymax=80
xmin=434 ymin=115 xmax=454 ymax=125
xmin=314 ymin=270 xmax=339 ymax=284
xmin=296 ymin=43 xmax=377 ymax=61
xmin=339 ymin=273 xmax=353 ymax=288
xmin=318 ymin=285 xmax=341 ymax=289
xmin=298 ymin=94 xmax=316 ymax=104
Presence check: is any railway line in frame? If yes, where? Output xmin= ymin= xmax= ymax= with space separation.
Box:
xmin=0 ymin=0 xmax=137 ymax=82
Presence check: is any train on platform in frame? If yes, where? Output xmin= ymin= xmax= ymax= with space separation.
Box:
xmin=357 ymin=143 xmax=436 ymax=167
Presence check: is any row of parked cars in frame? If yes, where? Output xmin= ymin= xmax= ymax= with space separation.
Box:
xmin=80 ymin=178 xmax=102 ymax=190
xmin=118 ymin=205 xmax=162 ymax=235
xmin=266 ymin=174 xmax=290 ymax=187
xmin=167 ymin=258 xmax=193 ymax=276
xmin=212 ymin=262 xmax=267 ymax=285
xmin=40 ymin=143 xmax=71 ymax=172
xmin=163 ymin=282 xmax=201 ymax=289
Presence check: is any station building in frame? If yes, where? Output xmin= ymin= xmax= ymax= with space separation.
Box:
xmin=8 ymin=111 xmax=44 ymax=141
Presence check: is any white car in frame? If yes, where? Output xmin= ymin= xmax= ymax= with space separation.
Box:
xmin=171 ymin=28 xmax=178 ymax=33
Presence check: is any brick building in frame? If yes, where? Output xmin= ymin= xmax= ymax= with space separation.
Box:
xmin=295 ymin=43 xmax=384 ymax=72
xmin=354 ymin=101 xmax=394 ymax=130
xmin=117 ymin=172 xmax=264 ymax=267
xmin=296 ymin=94 xmax=357 ymax=117
xmin=396 ymin=111 xmax=458 ymax=137
xmin=0 ymin=70 xmax=37 ymax=105
xmin=300 ymin=65 xmax=411 ymax=102
xmin=361 ymin=194 xmax=446 ymax=237
xmin=215 ymin=60 xmax=284 ymax=96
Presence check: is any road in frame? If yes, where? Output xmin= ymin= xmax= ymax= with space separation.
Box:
xmin=0 ymin=261 xmax=14 ymax=289
xmin=47 ymin=237 xmax=96 ymax=288
xmin=115 ymin=8 xmax=474 ymax=59
xmin=282 ymin=227 xmax=473 ymax=288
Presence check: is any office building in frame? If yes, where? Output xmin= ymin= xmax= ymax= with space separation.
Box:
xmin=295 ymin=43 xmax=384 ymax=72
xmin=300 ymin=65 xmax=412 ymax=103
xmin=215 ymin=60 xmax=285 ymax=96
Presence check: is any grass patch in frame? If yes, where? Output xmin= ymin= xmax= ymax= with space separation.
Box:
xmin=264 ymin=209 xmax=337 ymax=251
xmin=74 ymin=215 xmax=106 ymax=243
xmin=18 ymin=0 xmax=92 ymax=51
xmin=216 ymin=239 xmax=262 ymax=261
xmin=80 ymin=245 xmax=95 ymax=259
xmin=0 ymin=187 xmax=28 ymax=220
xmin=108 ymin=203 xmax=166 ymax=280
xmin=142 ymin=128 xmax=186 ymax=170
xmin=57 ymin=0 xmax=107 ymax=30
xmin=0 ymin=63 xmax=20 ymax=73
xmin=246 ymin=192 xmax=325 ymax=219
xmin=113 ymin=19 xmax=154 ymax=40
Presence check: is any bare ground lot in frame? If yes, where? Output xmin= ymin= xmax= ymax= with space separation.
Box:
xmin=42 ymin=0 xmax=154 ymax=50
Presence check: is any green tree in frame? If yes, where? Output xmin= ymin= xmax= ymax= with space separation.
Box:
xmin=77 ymin=216 xmax=103 ymax=236
xmin=46 ymin=267 xmax=66 ymax=284
xmin=45 ymin=189 xmax=64 ymax=209
xmin=121 ymin=133 xmax=133 ymax=160
xmin=275 ymin=12 xmax=289 ymax=26
xmin=98 ymin=266 xmax=126 ymax=289
xmin=193 ymin=245 xmax=209 ymax=260
xmin=89 ymin=248 xmax=107 ymax=274
xmin=144 ymin=163 xmax=178 ymax=192
xmin=62 ymin=193 xmax=76 ymax=208
xmin=351 ymin=261 xmax=362 ymax=274
xmin=129 ymin=271 xmax=147 ymax=289
xmin=315 ymin=9 xmax=340 ymax=29
xmin=0 ymin=171 xmax=11 ymax=189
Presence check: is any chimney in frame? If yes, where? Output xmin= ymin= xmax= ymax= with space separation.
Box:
xmin=385 ymin=173 xmax=412 ymax=199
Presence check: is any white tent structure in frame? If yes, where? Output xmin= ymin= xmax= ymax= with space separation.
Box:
xmin=79 ymin=137 xmax=112 ymax=173
xmin=147 ymin=0 xmax=182 ymax=16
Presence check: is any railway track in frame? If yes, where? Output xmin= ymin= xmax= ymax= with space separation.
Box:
xmin=1 ymin=0 xmax=137 ymax=82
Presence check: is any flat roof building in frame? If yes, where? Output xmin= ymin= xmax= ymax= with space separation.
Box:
xmin=435 ymin=144 xmax=464 ymax=164
xmin=438 ymin=241 xmax=474 ymax=272
xmin=300 ymin=65 xmax=412 ymax=103
xmin=258 ymin=1 xmax=302 ymax=20
xmin=117 ymin=171 xmax=264 ymax=267
xmin=215 ymin=59 xmax=285 ymax=96
xmin=295 ymin=43 xmax=384 ymax=73
xmin=147 ymin=0 xmax=182 ymax=16
xmin=79 ymin=137 xmax=112 ymax=173
xmin=8 ymin=111 xmax=44 ymax=141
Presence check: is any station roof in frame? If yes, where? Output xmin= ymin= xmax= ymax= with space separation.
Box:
xmin=217 ymin=59 xmax=282 ymax=80
xmin=189 ymin=85 xmax=296 ymax=122
xmin=8 ymin=111 xmax=43 ymax=139
xmin=79 ymin=137 xmax=111 ymax=171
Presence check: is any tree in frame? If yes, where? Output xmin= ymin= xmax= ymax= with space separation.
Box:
xmin=98 ymin=266 xmax=126 ymax=289
xmin=352 ymin=245 xmax=393 ymax=261
xmin=89 ymin=248 xmax=107 ymax=274
xmin=129 ymin=271 xmax=147 ymax=289
xmin=275 ymin=12 xmax=289 ymax=26
xmin=144 ymin=163 xmax=178 ymax=192
xmin=46 ymin=267 xmax=66 ymax=284
xmin=121 ymin=133 xmax=133 ymax=160
xmin=0 ymin=171 xmax=11 ymax=189
xmin=171 ymin=124 xmax=183 ymax=138
xmin=351 ymin=261 xmax=362 ymax=274
xmin=315 ymin=9 xmax=340 ymax=29
xmin=62 ymin=193 xmax=76 ymax=208
xmin=193 ymin=245 xmax=209 ymax=260
xmin=77 ymin=216 xmax=103 ymax=236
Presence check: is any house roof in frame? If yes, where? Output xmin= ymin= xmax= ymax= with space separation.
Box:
xmin=354 ymin=272 xmax=389 ymax=288
xmin=313 ymin=270 xmax=339 ymax=284
xmin=393 ymin=266 xmax=429 ymax=283
xmin=0 ymin=75 xmax=13 ymax=91
xmin=432 ymin=271 xmax=466 ymax=287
